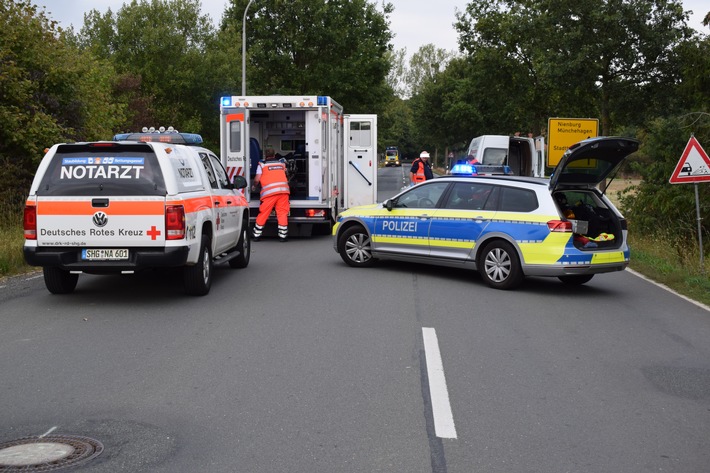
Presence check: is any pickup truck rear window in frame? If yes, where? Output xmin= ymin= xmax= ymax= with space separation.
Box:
xmin=37 ymin=144 xmax=166 ymax=196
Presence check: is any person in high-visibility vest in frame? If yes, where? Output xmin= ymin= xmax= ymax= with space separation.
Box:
xmin=410 ymin=151 xmax=433 ymax=185
xmin=252 ymin=148 xmax=290 ymax=242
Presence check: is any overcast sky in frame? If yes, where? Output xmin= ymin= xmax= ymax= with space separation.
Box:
xmin=31 ymin=0 xmax=709 ymax=58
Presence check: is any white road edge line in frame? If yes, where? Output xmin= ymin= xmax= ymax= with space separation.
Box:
xmin=626 ymin=268 xmax=710 ymax=313
xmin=422 ymin=327 xmax=457 ymax=439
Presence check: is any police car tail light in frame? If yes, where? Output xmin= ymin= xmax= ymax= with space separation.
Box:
xmin=305 ymin=209 xmax=326 ymax=218
xmin=165 ymin=205 xmax=185 ymax=240
xmin=23 ymin=205 xmax=37 ymax=240
xmin=547 ymin=220 xmax=572 ymax=232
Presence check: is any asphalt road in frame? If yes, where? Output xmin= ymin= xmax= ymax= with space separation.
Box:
xmin=1 ymin=166 xmax=709 ymax=472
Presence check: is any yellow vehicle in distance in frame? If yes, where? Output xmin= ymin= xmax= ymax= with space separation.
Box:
xmin=384 ymin=146 xmax=400 ymax=167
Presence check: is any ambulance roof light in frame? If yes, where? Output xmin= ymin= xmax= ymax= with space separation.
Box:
xmin=221 ymin=96 xmax=232 ymax=107
xmin=317 ymin=96 xmax=328 ymax=106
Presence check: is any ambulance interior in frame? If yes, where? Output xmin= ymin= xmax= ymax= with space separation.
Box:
xmin=248 ymin=110 xmax=309 ymax=200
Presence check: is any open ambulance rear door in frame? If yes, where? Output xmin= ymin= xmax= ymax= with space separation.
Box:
xmin=219 ymin=104 xmax=250 ymax=201
xmin=343 ymin=114 xmax=378 ymax=209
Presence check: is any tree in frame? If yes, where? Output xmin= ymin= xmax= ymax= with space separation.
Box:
xmin=385 ymin=48 xmax=408 ymax=98
xmin=0 ymin=0 xmax=124 ymax=204
xmin=78 ymin=0 xmax=220 ymax=137
xmin=406 ymin=44 xmax=453 ymax=97
xmin=222 ymin=0 xmax=394 ymax=115
xmin=455 ymin=0 xmax=693 ymax=135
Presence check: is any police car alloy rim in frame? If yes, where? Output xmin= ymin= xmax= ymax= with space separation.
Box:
xmin=484 ymin=247 xmax=511 ymax=283
xmin=344 ymin=232 xmax=372 ymax=264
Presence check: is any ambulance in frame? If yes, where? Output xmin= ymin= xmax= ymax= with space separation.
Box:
xmin=219 ymin=95 xmax=377 ymax=236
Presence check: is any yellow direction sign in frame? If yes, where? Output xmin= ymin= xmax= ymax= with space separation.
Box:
xmin=547 ymin=118 xmax=599 ymax=167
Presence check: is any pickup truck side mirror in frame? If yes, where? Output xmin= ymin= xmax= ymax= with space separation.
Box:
xmin=233 ymin=175 xmax=248 ymax=190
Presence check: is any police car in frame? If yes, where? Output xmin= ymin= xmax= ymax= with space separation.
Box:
xmin=23 ymin=128 xmax=251 ymax=296
xmin=333 ymin=137 xmax=639 ymax=289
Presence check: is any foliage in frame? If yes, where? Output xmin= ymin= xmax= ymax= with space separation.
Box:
xmin=77 ymin=0 xmax=226 ymax=143
xmin=385 ymin=48 xmax=408 ymax=98
xmin=0 ymin=0 xmax=124 ymax=206
xmin=406 ymin=44 xmax=454 ymax=97
xmin=222 ymin=0 xmax=394 ymax=116
xmin=618 ymin=116 xmax=709 ymax=256
xmin=454 ymin=0 xmax=693 ymax=135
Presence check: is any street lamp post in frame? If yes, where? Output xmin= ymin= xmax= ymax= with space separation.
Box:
xmin=242 ymin=0 xmax=255 ymax=96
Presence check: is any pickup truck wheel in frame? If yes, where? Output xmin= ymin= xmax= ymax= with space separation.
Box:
xmin=184 ymin=236 xmax=212 ymax=296
xmin=229 ymin=227 xmax=250 ymax=269
xmin=43 ymin=267 xmax=78 ymax=294
xmin=558 ymin=274 xmax=594 ymax=285
xmin=478 ymin=241 xmax=523 ymax=290
xmin=338 ymin=226 xmax=375 ymax=267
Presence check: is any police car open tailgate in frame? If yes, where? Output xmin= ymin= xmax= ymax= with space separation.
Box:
xmin=35 ymin=197 xmax=166 ymax=247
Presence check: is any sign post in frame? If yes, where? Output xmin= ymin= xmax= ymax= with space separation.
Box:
xmin=669 ymin=135 xmax=710 ymax=273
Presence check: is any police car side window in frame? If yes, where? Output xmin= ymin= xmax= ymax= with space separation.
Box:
xmin=499 ymin=186 xmax=538 ymax=212
xmin=394 ymin=182 xmax=448 ymax=209
xmin=444 ymin=183 xmax=494 ymax=210
xmin=208 ymin=154 xmax=230 ymax=189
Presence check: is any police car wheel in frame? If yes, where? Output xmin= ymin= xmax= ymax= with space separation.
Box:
xmin=558 ymin=274 xmax=594 ymax=285
xmin=43 ymin=267 xmax=79 ymax=294
xmin=479 ymin=241 xmax=523 ymax=290
xmin=338 ymin=226 xmax=375 ymax=267
xmin=184 ymin=236 xmax=212 ymax=296
xmin=229 ymin=227 xmax=250 ymax=269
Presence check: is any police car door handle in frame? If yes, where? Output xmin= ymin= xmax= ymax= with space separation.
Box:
xmin=418 ymin=214 xmax=431 ymax=219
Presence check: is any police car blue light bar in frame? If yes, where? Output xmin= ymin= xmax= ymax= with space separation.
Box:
xmin=450 ymin=162 xmax=477 ymax=176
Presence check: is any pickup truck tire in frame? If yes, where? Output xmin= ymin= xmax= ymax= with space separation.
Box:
xmin=229 ymin=227 xmax=251 ymax=269
xmin=479 ymin=240 xmax=523 ymax=290
xmin=43 ymin=267 xmax=79 ymax=294
xmin=184 ymin=235 xmax=212 ymax=296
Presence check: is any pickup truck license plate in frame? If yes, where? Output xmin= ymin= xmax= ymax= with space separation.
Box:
xmin=82 ymin=249 xmax=129 ymax=261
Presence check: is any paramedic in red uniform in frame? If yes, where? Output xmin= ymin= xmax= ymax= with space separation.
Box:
xmin=252 ymin=148 xmax=290 ymax=242
xmin=410 ymin=151 xmax=434 ymax=185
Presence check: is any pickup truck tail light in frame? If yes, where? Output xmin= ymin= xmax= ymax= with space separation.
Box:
xmin=166 ymin=205 xmax=185 ymax=240
xmin=24 ymin=205 xmax=37 ymax=240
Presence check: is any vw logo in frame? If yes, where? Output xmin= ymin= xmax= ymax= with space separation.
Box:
xmin=92 ymin=212 xmax=108 ymax=227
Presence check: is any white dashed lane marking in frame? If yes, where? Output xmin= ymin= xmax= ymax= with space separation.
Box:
xmin=422 ymin=327 xmax=457 ymax=439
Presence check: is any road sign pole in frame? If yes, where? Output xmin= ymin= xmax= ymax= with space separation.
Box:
xmin=695 ymin=183 xmax=705 ymax=274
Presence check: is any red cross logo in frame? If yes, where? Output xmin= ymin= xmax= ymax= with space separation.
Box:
xmin=147 ymin=226 xmax=161 ymax=240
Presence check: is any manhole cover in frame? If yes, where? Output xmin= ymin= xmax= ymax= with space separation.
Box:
xmin=0 ymin=435 xmax=103 ymax=472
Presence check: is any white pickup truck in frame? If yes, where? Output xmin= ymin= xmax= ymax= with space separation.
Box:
xmin=23 ymin=131 xmax=251 ymax=296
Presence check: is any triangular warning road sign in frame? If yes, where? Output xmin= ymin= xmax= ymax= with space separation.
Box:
xmin=669 ymin=136 xmax=710 ymax=184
